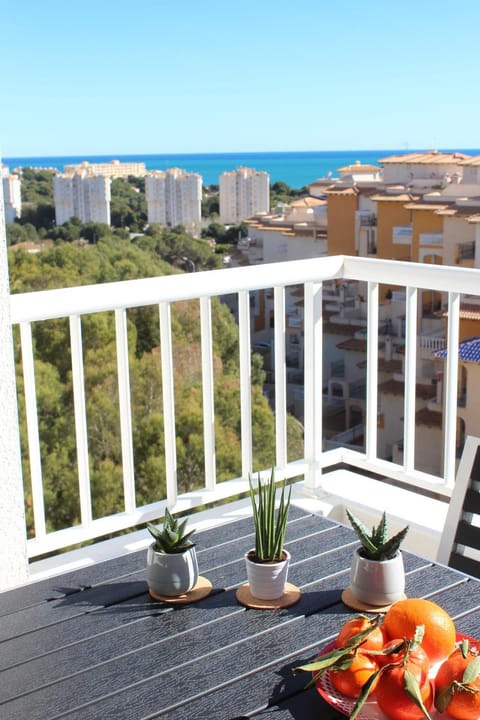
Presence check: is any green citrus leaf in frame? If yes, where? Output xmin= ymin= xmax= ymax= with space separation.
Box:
xmin=403 ymin=668 xmax=433 ymax=720
xmin=460 ymin=638 xmax=469 ymax=658
xmin=463 ymin=656 xmax=480 ymax=685
xmin=343 ymin=615 xmax=382 ymax=651
xmin=435 ymin=682 xmax=454 ymax=713
xmin=412 ymin=624 xmax=425 ymax=647
xmin=350 ymin=666 xmax=384 ymax=720
xmin=293 ymin=647 xmax=353 ymax=675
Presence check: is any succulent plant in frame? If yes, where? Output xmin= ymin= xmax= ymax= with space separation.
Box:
xmin=147 ymin=508 xmax=195 ymax=553
xmin=248 ymin=469 xmax=292 ymax=562
xmin=347 ymin=509 xmax=409 ymax=561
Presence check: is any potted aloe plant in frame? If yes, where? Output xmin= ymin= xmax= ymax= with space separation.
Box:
xmin=146 ymin=509 xmax=198 ymax=598
xmin=245 ymin=469 xmax=292 ymax=600
xmin=346 ymin=509 xmax=409 ymax=607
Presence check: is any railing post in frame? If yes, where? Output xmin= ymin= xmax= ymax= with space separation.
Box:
xmin=0 ymin=166 xmax=29 ymax=589
xmin=303 ymin=281 xmax=323 ymax=492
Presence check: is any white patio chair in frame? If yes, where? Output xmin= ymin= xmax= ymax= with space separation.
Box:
xmin=437 ymin=435 xmax=480 ymax=578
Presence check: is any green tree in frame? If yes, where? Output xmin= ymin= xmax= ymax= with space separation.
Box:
xmin=9 ymin=235 xmax=304 ymax=538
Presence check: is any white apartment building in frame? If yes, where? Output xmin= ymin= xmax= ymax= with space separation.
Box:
xmin=145 ymin=168 xmax=202 ymax=234
xmin=219 ymin=167 xmax=270 ymax=224
xmin=1 ymin=166 xmax=21 ymax=223
xmin=63 ymin=160 xmax=146 ymax=178
xmin=53 ymin=172 xmax=111 ymax=226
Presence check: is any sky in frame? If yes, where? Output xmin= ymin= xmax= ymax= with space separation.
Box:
xmin=1 ymin=0 xmax=480 ymax=157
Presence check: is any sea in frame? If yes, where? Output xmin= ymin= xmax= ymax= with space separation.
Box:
xmin=3 ymin=149 xmax=480 ymax=189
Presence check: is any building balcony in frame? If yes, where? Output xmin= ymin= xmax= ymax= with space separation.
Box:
xmin=1 ymin=254 xmax=478 ymax=591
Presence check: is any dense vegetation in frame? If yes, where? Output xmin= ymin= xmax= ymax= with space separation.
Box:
xmin=10 ymin=234 xmax=304 ymax=540
xmin=6 ymin=169 xmax=305 ymax=540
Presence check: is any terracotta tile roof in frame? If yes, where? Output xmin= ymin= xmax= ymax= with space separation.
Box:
xmin=435 ymin=206 xmax=480 ymax=219
xmin=457 ymin=305 xmax=480 ymax=320
xmin=324 ymin=321 xmax=364 ymax=335
xmin=379 ymin=151 xmax=471 ymax=165
xmin=378 ymin=379 xmax=403 ymax=396
xmin=379 ymin=379 xmax=435 ymax=400
xmin=440 ymin=303 xmax=480 ymax=320
xmin=369 ymin=193 xmax=417 ymax=202
xmin=460 ymin=156 xmax=480 ymax=166
xmin=357 ymin=358 xmax=402 ymax=373
xmin=415 ymin=407 xmax=442 ymax=428
xmin=403 ymin=202 xmax=450 ymax=211
xmin=336 ymin=338 xmax=367 ymax=352
xmin=325 ymin=187 xmax=358 ymax=196
xmin=289 ymin=197 xmax=326 ymax=208
xmin=338 ymin=163 xmax=381 ymax=173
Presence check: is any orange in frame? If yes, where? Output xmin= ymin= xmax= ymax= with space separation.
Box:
xmin=377 ymin=637 xmax=430 ymax=675
xmin=335 ymin=615 xmax=385 ymax=653
xmin=435 ymin=644 xmax=480 ymax=720
xmin=329 ymin=651 xmax=379 ymax=698
xmin=383 ymin=598 xmax=456 ymax=664
xmin=375 ymin=655 xmax=433 ymax=720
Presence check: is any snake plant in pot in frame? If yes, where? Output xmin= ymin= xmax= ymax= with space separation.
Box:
xmin=146 ymin=509 xmax=198 ymax=598
xmin=347 ymin=509 xmax=409 ymax=607
xmin=245 ymin=469 xmax=292 ymax=600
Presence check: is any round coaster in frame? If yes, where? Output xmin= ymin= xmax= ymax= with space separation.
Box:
xmin=149 ymin=576 xmax=212 ymax=604
xmin=236 ymin=582 xmax=301 ymax=610
xmin=341 ymin=586 xmax=407 ymax=613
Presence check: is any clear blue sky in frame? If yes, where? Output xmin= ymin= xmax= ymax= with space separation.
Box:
xmin=2 ymin=0 xmax=479 ymax=157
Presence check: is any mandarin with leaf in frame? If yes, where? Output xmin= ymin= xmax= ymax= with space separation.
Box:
xmin=435 ymin=640 xmax=480 ymax=720
xmin=335 ymin=615 xmax=384 ymax=653
xmin=329 ymin=651 xmax=379 ymax=698
xmin=383 ymin=598 xmax=456 ymax=664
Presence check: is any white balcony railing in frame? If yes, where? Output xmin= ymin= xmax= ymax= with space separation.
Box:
xmin=4 ymin=254 xmax=480 ymax=586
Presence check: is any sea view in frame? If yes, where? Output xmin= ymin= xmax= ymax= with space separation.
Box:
xmin=5 ymin=149 xmax=480 ymax=189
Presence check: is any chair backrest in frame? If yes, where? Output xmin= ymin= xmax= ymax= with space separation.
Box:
xmin=437 ymin=435 xmax=480 ymax=578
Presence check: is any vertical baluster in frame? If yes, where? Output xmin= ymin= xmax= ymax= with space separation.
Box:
xmin=274 ymin=286 xmax=287 ymax=470
xmin=159 ymin=301 xmax=177 ymax=504
xmin=403 ymin=287 xmax=418 ymax=473
xmin=366 ymin=282 xmax=379 ymax=461
xmin=115 ymin=308 xmax=136 ymax=515
xmin=200 ymin=296 xmax=216 ymax=491
xmin=238 ymin=290 xmax=252 ymax=477
xmin=303 ymin=281 xmax=323 ymax=491
xmin=69 ymin=315 xmax=92 ymax=527
xmin=20 ymin=321 xmax=46 ymax=539
xmin=444 ymin=291 xmax=460 ymax=487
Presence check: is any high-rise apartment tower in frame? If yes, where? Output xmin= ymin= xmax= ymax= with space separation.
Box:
xmin=145 ymin=168 xmax=202 ymax=235
xmin=53 ymin=172 xmax=111 ymax=226
xmin=219 ymin=167 xmax=270 ymax=224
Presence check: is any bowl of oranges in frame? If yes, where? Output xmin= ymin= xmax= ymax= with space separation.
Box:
xmin=294 ymin=598 xmax=480 ymax=720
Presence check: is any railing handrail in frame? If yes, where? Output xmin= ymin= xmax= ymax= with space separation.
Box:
xmin=10 ymin=255 xmax=480 ymax=323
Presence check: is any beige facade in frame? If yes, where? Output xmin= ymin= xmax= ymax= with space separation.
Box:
xmin=63 ymin=160 xmax=146 ymax=178
xmin=145 ymin=168 xmax=202 ymax=235
xmin=1 ymin=167 xmax=21 ymax=224
xmin=219 ymin=167 xmax=270 ymax=224
xmin=53 ymin=172 xmax=111 ymax=226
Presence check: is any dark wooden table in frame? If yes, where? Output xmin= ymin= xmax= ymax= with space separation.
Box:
xmin=2 ymin=507 xmax=480 ymax=720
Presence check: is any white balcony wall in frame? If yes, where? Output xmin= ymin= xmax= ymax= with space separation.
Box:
xmin=0 ymin=175 xmax=28 ymax=589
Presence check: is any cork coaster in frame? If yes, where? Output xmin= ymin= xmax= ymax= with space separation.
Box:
xmin=149 ymin=576 xmax=212 ymax=604
xmin=341 ymin=586 xmax=407 ymax=614
xmin=236 ymin=582 xmax=301 ymax=610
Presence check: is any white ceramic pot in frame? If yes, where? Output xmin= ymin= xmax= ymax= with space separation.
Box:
xmin=245 ymin=549 xmax=290 ymax=600
xmin=146 ymin=544 xmax=199 ymax=597
xmin=350 ymin=549 xmax=405 ymax=606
